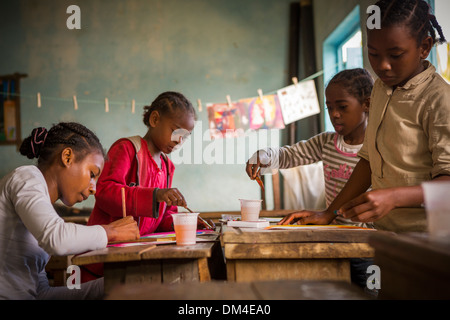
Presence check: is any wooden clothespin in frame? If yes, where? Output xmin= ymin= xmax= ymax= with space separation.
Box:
xmin=73 ymin=95 xmax=78 ymax=110
xmin=257 ymin=89 xmax=264 ymax=101
xmin=197 ymin=99 xmax=202 ymax=112
xmin=131 ymin=99 xmax=136 ymax=114
xmin=226 ymin=95 xmax=232 ymax=108
xmin=105 ymin=98 xmax=109 ymax=113
xmin=37 ymin=93 xmax=41 ymax=108
xmin=292 ymin=77 xmax=299 ymax=88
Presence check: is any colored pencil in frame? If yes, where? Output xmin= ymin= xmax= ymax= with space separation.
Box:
xmin=121 ymin=187 xmax=126 ymax=218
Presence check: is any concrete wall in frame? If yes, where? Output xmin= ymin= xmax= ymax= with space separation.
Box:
xmin=0 ymin=0 xmax=295 ymax=211
xmin=5 ymin=0 xmax=439 ymax=212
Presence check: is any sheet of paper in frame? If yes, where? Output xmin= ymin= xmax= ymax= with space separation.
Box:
xmin=108 ymin=230 xmax=218 ymax=247
xmin=277 ymin=80 xmax=320 ymax=125
xmin=265 ymin=225 xmax=375 ymax=230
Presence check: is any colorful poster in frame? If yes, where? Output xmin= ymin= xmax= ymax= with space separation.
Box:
xmin=206 ymin=102 xmax=248 ymax=139
xmin=277 ymin=79 xmax=320 ymax=125
xmin=206 ymin=94 xmax=284 ymax=139
xmin=237 ymin=94 xmax=285 ymax=130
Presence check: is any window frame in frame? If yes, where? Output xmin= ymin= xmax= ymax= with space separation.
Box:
xmin=322 ymin=6 xmax=362 ymax=132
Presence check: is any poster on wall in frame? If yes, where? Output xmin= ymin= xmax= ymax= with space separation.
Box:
xmin=277 ymin=79 xmax=320 ymax=125
xmin=237 ymin=94 xmax=285 ymax=131
xmin=206 ymin=102 xmax=248 ymax=139
xmin=206 ymin=94 xmax=285 ymax=139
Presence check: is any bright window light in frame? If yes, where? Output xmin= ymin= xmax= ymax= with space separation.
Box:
xmin=341 ymin=30 xmax=362 ymax=63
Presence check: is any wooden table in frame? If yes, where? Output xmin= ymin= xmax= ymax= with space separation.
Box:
xmin=369 ymin=232 xmax=450 ymax=299
xmin=222 ymin=226 xmax=375 ymax=283
xmin=72 ymin=235 xmax=225 ymax=295
xmin=106 ymin=279 xmax=371 ymax=300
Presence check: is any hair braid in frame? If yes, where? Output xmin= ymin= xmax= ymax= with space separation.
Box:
xmin=373 ymin=0 xmax=447 ymax=46
xmin=429 ymin=14 xmax=447 ymax=44
xmin=327 ymin=68 xmax=374 ymax=104
xmin=142 ymin=91 xmax=196 ymax=127
xmin=20 ymin=122 xmax=105 ymax=168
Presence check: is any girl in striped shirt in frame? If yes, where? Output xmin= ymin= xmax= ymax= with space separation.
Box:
xmin=246 ymin=68 xmax=374 ymax=227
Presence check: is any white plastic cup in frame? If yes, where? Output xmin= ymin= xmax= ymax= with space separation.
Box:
xmin=171 ymin=213 xmax=199 ymax=245
xmin=239 ymin=199 xmax=263 ymax=221
xmin=422 ymin=181 xmax=450 ymax=242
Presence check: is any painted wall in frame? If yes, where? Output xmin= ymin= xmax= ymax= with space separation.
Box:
xmin=0 ymin=0 xmax=297 ymax=211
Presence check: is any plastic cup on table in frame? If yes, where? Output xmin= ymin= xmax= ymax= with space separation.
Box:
xmin=422 ymin=181 xmax=450 ymax=242
xmin=171 ymin=212 xmax=199 ymax=245
xmin=239 ymin=199 xmax=263 ymax=221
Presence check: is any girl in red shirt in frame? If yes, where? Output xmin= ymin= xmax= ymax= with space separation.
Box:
xmin=82 ymin=92 xmax=198 ymax=281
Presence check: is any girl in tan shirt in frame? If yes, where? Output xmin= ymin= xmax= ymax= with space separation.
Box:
xmin=279 ymin=0 xmax=450 ymax=233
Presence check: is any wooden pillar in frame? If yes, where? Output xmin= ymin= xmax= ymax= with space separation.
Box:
xmin=299 ymin=0 xmax=320 ymax=136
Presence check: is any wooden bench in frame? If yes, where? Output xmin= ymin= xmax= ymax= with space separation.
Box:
xmin=105 ymin=279 xmax=372 ymax=300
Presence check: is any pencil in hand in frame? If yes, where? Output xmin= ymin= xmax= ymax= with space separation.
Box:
xmin=255 ymin=176 xmax=265 ymax=192
xmin=255 ymin=168 xmax=265 ymax=192
xmin=121 ymin=187 xmax=126 ymax=218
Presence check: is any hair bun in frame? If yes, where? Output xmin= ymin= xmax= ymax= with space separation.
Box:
xmin=19 ymin=127 xmax=48 ymax=159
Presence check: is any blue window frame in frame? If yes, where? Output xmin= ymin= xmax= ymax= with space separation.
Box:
xmin=322 ymin=6 xmax=362 ymax=132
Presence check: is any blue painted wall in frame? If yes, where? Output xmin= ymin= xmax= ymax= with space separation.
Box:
xmin=0 ymin=0 xmax=294 ymax=211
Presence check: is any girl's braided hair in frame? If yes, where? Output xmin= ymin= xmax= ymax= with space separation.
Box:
xmin=20 ymin=122 xmax=105 ymax=167
xmin=327 ymin=68 xmax=374 ymax=104
xmin=373 ymin=0 xmax=446 ymax=45
xmin=142 ymin=91 xmax=196 ymax=127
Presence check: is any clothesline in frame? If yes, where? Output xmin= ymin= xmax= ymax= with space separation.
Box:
xmin=0 ymin=67 xmax=328 ymax=113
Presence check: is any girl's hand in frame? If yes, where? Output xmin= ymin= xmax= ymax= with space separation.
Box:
xmin=102 ymin=216 xmax=140 ymax=242
xmin=246 ymin=150 xmax=271 ymax=180
xmin=155 ymin=188 xmax=187 ymax=207
xmin=338 ymin=189 xmax=397 ymax=222
xmin=278 ymin=210 xmax=335 ymax=225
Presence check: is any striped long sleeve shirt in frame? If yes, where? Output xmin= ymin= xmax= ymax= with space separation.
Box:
xmin=263 ymin=132 xmax=371 ymax=227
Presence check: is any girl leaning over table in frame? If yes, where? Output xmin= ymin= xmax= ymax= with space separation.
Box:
xmin=0 ymin=122 xmax=139 ymax=300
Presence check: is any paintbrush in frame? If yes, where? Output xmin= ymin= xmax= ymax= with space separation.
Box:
xmin=184 ymin=206 xmax=194 ymax=213
xmin=255 ymin=169 xmax=265 ymax=192
xmin=185 ymin=206 xmax=214 ymax=230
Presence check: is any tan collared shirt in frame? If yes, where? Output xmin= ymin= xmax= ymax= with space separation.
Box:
xmin=358 ymin=61 xmax=450 ymax=232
